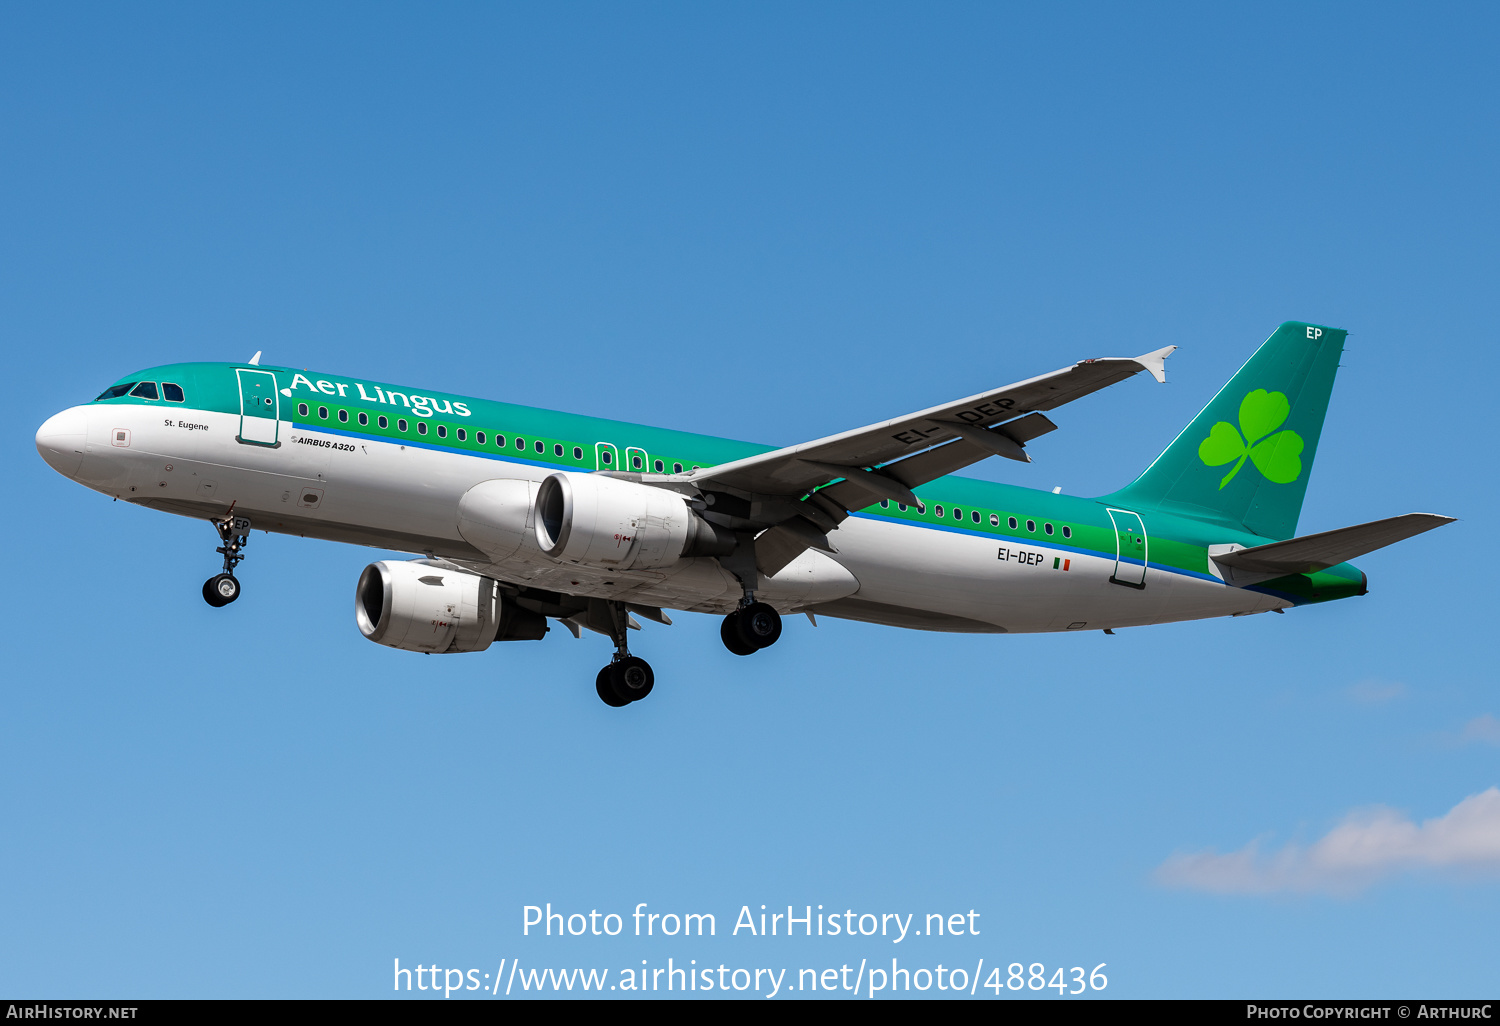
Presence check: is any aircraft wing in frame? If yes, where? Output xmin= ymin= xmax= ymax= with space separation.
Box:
xmin=654 ymin=345 xmax=1175 ymax=575
xmin=680 ymin=346 xmax=1175 ymax=503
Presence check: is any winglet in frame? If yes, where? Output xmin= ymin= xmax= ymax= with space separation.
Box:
xmin=248 ymin=351 xmax=262 ymax=366
xmin=1133 ymin=345 xmax=1175 ymax=384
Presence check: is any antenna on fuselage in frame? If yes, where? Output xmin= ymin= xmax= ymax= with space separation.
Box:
xmin=248 ymin=351 xmax=262 ymax=366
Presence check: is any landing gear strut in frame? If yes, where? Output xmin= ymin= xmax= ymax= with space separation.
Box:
xmin=203 ymin=513 xmax=251 ymax=608
xmin=594 ymin=600 xmax=654 ymax=707
xmin=715 ymin=543 xmax=782 ymax=656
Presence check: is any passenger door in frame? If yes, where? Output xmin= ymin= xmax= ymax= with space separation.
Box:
xmin=1107 ymin=508 xmax=1148 ymax=588
xmin=236 ymin=369 xmax=280 ymax=447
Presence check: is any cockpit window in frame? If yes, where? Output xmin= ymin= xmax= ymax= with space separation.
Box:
xmin=96 ymin=383 xmax=136 ymax=400
xmin=162 ymin=383 xmax=185 ymax=402
xmin=129 ymin=382 xmax=159 ymax=400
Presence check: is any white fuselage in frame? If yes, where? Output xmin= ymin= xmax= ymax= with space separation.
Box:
xmin=38 ymin=402 xmax=1290 ymax=634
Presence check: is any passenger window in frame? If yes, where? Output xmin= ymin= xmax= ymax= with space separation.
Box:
xmin=1026 ymin=520 xmax=1035 ymax=532
xmin=953 ymin=507 xmax=962 ymax=520
xmin=437 ymin=425 xmax=447 ymax=438
xmin=631 ymin=454 xmax=643 ymax=469
xmin=515 ymin=437 xmax=525 ymax=449
xmin=297 ymin=403 xmax=308 ymax=417
xmin=575 ymin=447 xmax=584 ymax=460
xmin=417 ymin=422 xmax=428 ymax=435
xmin=972 ymin=510 xmax=981 ymax=523
xmin=555 ymin=444 xmax=564 ymax=457
xmin=880 ymin=499 xmax=889 ymax=508
xmin=673 ymin=462 xmax=682 ymax=473
xmin=456 ymin=428 xmax=466 ymax=441
xmin=476 ymin=431 xmax=485 ymax=444
xmin=934 ymin=505 xmax=944 ymax=517
xmin=358 ymin=412 xmax=368 ymax=426
xmin=1045 ymin=523 xmax=1054 ymax=535
xmin=130 ymin=382 xmax=159 ymax=400
xmin=338 ymin=409 xmax=349 ymax=423
xmin=319 ymin=406 xmax=329 ymax=419
xmin=898 ymin=503 xmax=907 ymax=512
xmin=1062 ymin=526 xmax=1072 ymax=539
xmin=398 ymin=418 xmax=408 ymax=432
xmin=379 ymin=416 xmax=389 ymax=429
xmin=496 ymin=435 xmax=506 ymax=447
xmin=162 ymin=383 xmax=185 ymax=402
xmin=1008 ymin=517 xmax=1018 ymax=529
xmin=96 ymin=383 xmax=136 ymax=400
xmin=653 ymin=459 xmax=663 ymax=472
xmin=989 ymin=514 xmax=999 ymax=526
xmin=601 ymin=450 xmax=613 ymax=465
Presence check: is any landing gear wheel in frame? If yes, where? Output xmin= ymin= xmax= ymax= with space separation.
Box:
xmin=596 ymin=666 xmax=630 ymax=707
xmin=609 ymin=656 xmax=655 ymax=702
xmin=735 ymin=602 xmax=782 ymax=650
xmin=720 ymin=612 xmax=758 ymax=656
xmin=203 ymin=574 xmax=240 ymax=607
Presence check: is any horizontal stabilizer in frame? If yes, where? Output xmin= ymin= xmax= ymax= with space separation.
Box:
xmin=1213 ymin=513 xmax=1456 ymax=577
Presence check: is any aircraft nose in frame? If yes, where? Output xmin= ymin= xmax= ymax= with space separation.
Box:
xmin=36 ymin=407 xmax=88 ymax=478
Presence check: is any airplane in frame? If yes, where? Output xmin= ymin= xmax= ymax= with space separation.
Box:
xmin=34 ymin=321 xmax=1453 ymax=707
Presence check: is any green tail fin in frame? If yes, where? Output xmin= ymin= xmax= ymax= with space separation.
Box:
xmin=1103 ymin=321 xmax=1346 ymax=540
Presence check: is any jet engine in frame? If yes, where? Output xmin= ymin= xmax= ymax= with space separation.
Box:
xmin=534 ymin=472 xmax=733 ymax=570
xmin=356 ymin=560 xmax=505 ymax=654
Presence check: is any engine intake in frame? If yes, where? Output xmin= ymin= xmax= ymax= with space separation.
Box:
xmin=534 ymin=472 xmax=732 ymax=570
xmin=356 ymin=560 xmax=503 ymax=654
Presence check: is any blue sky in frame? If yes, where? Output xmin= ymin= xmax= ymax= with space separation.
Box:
xmin=2 ymin=2 xmax=1496 ymax=998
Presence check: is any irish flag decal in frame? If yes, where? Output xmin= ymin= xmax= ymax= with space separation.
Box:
xmin=1053 ymin=557 xmax=1071 ymax=571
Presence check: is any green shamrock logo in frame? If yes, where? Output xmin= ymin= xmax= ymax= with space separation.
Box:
xmin=1198 ymin=389 xmax=1304 ymax=489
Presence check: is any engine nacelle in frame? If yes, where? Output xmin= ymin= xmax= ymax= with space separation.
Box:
xmin=535 ymin=472 xmax=730 ymax=570
xmin=356 ymin=560 xmax=501 ymax=654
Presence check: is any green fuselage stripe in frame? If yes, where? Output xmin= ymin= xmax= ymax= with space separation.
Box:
xmin=91 ymin=361 xmax=1366 ymax=605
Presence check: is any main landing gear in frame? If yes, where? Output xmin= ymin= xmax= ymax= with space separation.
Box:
xmin=720 ymin=600 xmax=782 ymax=656
xmin=586 ymin=591 xmax=782 ymax=706
xmin=203 ymin=513 xmax=252 ymax=608
xmin=594 ymin=600 xmax=655 ymax=707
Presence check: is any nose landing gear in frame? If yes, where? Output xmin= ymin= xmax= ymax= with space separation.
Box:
xmin=203 ymin=513 xmax=251 ymax=607
xmin=203 ymin=573 xmax=240 ymax=607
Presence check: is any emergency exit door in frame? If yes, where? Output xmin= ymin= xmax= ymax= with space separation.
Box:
xmin=1107 ymin=508 xmax=1148 ymax=588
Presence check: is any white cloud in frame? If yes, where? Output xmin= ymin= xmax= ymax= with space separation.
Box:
xmin=1344 ymin=678 xmax=1407 ymax=704
xmin=1156 ymin=788 xmax=1500 ymax=895
xmin=1457 ymin=715 xmax=1500 ymax=747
